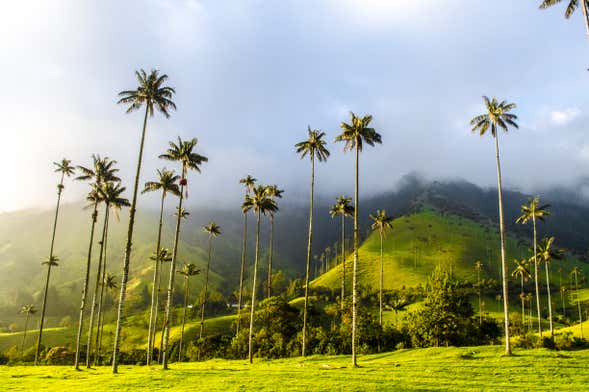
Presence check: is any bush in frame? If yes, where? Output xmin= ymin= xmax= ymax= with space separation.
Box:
xmin=45 ymin=347 xmax=74 ymax=365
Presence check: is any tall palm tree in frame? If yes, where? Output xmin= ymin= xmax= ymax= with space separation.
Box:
xmin=539 ymin=0 xmax=589 ymax=40
xmin=177 ymin=263 xmax=200 ymax=361
xmin=74 ymin=155 xmax=120 ymax=370
xmin=152 ymin=248 xmax=173 ymax=364
xmin=470 ymin=96 xmax=518 ymax=356
xmin=571 ymin=266 xmax=584 ymax=338
xmin=369 ymin=209 xmax=393 ymax=326
xmin=534 ymin=237 xmax=564 ymax=339
xmin=295 ymin=126 xmax=330 ymax=357
xmin=242 ymin=185 xmax=278 ymax=364
xmin=200 ymin=222 xmax=222 ymax=338
xmin=112 ymin=68 xmax=176 ymax=373
xmin=96 ymin=273 xmax=118 ymax=363
xmin=330 ymin=196 xmax=354 ymax=311
xmin=335 ymin=112 xmax=382 ymax=366
xmin=236 ymin=175 xmax=257 ymax=334
xmin=265 ymin=185 xmax=284 ymax=298
xmin=474 ymin=260 xmax=483 ymax=325
xmin=142 ymin=168 xmax=180 ymax=365
xmin=92 ymin=182 xmax=129 ymax=365
xmin=516 ymin=197 xmax=551 ymax=337
xmin=20 ymin=305 xmax=37 ymax=354
xmin=512 ymin=259 xmax=532 ymax=326
xmin=160 ymin=137 xmax=207 ymax=370
xmin=35 ymin=158 xmax=74 ymax=365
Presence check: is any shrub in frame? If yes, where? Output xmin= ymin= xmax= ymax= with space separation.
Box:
xmin=45 ymin=347 xmax=74 ymax=365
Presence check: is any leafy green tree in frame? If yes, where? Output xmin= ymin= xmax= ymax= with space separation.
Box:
xmin=142 ymin=168 xmax=180 ymax=365
xmin=295 ymin=126 xmax=330 ymax=358
xmin=512 ymin=259 xmax=532 ymax=327
xmin=237 ymin=175 xmax=256 ymax=335
xmin=335 ymin=112 xmax=382 ymax=366
xmin=159 ymin=137 xmax=207 ymax=370
xmin=534 ymin=237 xmax=564 ymax=339
xmin=177 ymin=263 xmax=200 ymax=361
xmin=265 ymin=185 xmax=284 ymax=298
xmin=369 ymin=209 xmax=393 ymax=326
xmin=112 ymin=68 xmax=176 ymax=373
xmin=330 ymin=196 xmax=354 ymax=310
xmin=20 ymin=305 xmax=37 ymax=354
xmin=516 ymin=197 xmax=551 ymax=337
xmin=571 ymin=266 xmax=584 ymax=338
xmin=200 ymin=222 xmax=222 ymax=338
xmin=539 ymin=0 xmax=589 ymax=40
xmin=470 ymin=96 xmax=518 ymax=355
xmin=242 ymin=185 xmax=278 ymax=363
xmin=35 ymin=158 xmax=74 ymax=366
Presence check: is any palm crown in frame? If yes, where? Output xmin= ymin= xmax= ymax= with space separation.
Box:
xmin=97 ymin=182 xmax=131 ymax=217
xmin=203 ymin=222 xmax=222 ymax=237
xmin=160 ymin=137 xmax=208 ymax=176
xmin=20 ymin=304 xmax=37 ymax=315
xmin=329 ymin=195 xmax=354 ymax=218
xmin=117 ymin=69 xmax=176 ymax=118
xmin=142 ymin=168 xmax=181 ymax=197
xmin=239 ymin=175 xmax=257 ymax=194
xmin=539 ymin=0 xmax=584 ymax=18
xmin=53 ymin=159 xmax=75 ymax=177
xmin=512 ymin=259 xmax=532 ymax=280
xmin=516 ymin=197 xmax=551 ymax=225
xmin=178 ymin=263 xmax=200 ymax=278
xmin=42 ymin=255 xmax=59 ymax=267
xmin=534 ymin=237 xmax=565 ymax=264
xmin=242 ymin=185 xmax=279 ymax=216
xmin=150 ymin=248 xmax=173 ymax=264
xmin=335 ymin=112 xmax=382 ymax=152
xmin=370 ymin=209 xmax=394 ymax=235
xmin=295 ymin=127 xmax=330 ymax=161
xmin=470 ymin=96 xmax=519 ymax=137
xmin=76 ymin=155 xmax=121 ymax=185
xmin=104 ymin=273 xmax=118 ymax=290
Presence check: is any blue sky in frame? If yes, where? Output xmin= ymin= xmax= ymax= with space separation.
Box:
xmin=1 ymin=0 xmax=588 ymax=212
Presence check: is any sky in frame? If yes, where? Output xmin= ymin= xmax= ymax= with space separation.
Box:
xmin=1 ymin=0 xmax=589 ymax=213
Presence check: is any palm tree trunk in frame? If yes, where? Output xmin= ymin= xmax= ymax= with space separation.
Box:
xmin=178 ymin=276 xmax=189 ymax=361
xmin=575 ymin=274 xmax=584 ymax=338
xmin=86 ymin=206 xmax=108 ymax=367
xmin=379 ymin=231 xmax=383 ymax=326
xmin=95 ymin=210 xmax=111 ymax=366
xmin=352 ymin=145 xmax=360 ymax=367
xmin=493 ymin=133 xmax=511 ymax=355
xmin=147 ymin=192 xmax=166 ymax=365
xmin=545 ymin=261 xmax=554 ymax=339
xmin=36 ymin=172 xmax=65 ymax=366
xmin=533 ymin=217 xmax=542 ymax=338
xmin=248 ymin=209 xmax=262 ymax=363
xmin=340 ymin=215 xmax=346 ymax=311
xmin=302 ymin=155 xmax=315 ymax=358
xmin=267 ymin=215 xmax=274 ymax=298
xmin=582 ymin=0 xmax=589 ymax=41
xmin=521 ymin=276 xmax=525 ymax=327
xmin=236 ymin=211 xmax=248 ymax=335
xmin=74 ymin=201 xmax=99 ymax=370
xmin=112 ymin=104 xmax=149 ymax=373
xmin=200 ymin=236 xmax=212 ymax=339
xmin=22 ymin=314 xmax=30 ymax=354
xmin=161 ymin=167 xmax=186 ymax=370
xmin=478 ymin=269 xmax=482 ymax=325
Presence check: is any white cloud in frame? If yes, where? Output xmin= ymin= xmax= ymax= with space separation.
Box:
xmin=550 ymin=108 xmax=581 ymax=126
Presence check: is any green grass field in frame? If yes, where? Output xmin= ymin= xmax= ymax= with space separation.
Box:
xmin=2 ymin=346 xmax=589 ymax=391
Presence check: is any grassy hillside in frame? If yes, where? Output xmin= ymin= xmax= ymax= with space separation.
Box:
xmin=2 ymin=346 xmax=589 ymax=391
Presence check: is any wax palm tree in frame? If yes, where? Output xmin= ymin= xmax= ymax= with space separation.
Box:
xmin=265 ymin=185 xmax=284 ymax=298
xmin=539 ymin=0 xmax=589 ymax=40
xmin=571 ymin=266 xmax=584 ymax=337
xmin=516 ymin=197 xmax=551 ymax=337
xmin=142 ymin=168 xmax=180 ymax=365
xmin=20 ymin=305 xmax=37 ymax=354
xmin=561 ymin=285 xmax=568 ymax=315
xmin=474 ymin=261 xmax=483 ymax=324
xmin=389 ymin=298 xmax=408 ymax=327
xmin=335 ymin=112 xmax=382 ymax=366
xmin=470 ymin=96 xmax=518 ymax=356
xmin=295 ymin=126 xmax=330 ymax=358
xmin=151 ymin=248 xmax=173 ymax=364
xmin=242 ymin=185 xmax=278 ymax=363
xmin=112 ymin=68 xmax=176 ymax=373
xmin=512 ymin=259 xmax=532 ymax=326
xmin=96 ymin=273 xmax=118 ymax=362
xmin=534 ymin=237 xmax=564 ymax=339
xmin=330 ymin=196 xmax=354 ymax=310
xmin=177 ymin=263 xmax=200 ymax=361
xmin=236 ymin=175 xmax=257 ymax=334
xmin=369 ymin=209 xmax=393 ymax=326
xmin=200 ymin=222 xmax=222 ymax=338
xmin=159 ymin=137 xmax=207 ymax=369
xmin=34 ymin=158 xmax=74 ymax=365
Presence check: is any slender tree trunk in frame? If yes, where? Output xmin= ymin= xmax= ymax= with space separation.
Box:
xmin=521 ymin=276 xmax=525 ymax=326
xmin=545 ymin=261 xmax=554 ymax=339
xmin=302 ymin=156 xmax=315 ymax=357
xmin=575 ymin=274 xmax=584 ymax=338
xmin=22 ymin=314 xmax=30 ymax=354
xmin=532 ymin=217 xmax=542 ymax=338
xmin=36 ymin=173 xmax=65 ymax=366
xmin=86 ymin=207 xmax=109 ymax=367
xmin=267 ymin=215 xmax=274 ymax=299
xmin=493 ymin=133 xmax=511 ymax=355
xmin=74 ymin=201 xmax=98 ymax=369
xmin=95 ymin=211 xmax=110 ymax=366
xmin=379 ymin=231 xmax=383 ymax=326
xmin=161 ymin=166 xmax=186 ymax=370
xmin=340 ymin=215 xmax=346 ymax=311
xmin=236 ymin=211 xmax=248 ymax=336
xmin=352 ymin=145 xmax=360 ymax=367
xmin=112 ymin=105 xmax=149 ymax=373
xmin=155 ymin=258 xmax=167 ymax=364
xmin=248 ymin=210 xmax=262 ymax=363
xmin=478 ymin=269 xmax=482 ymax=325
xmin=147 ymin=192 xmax=166 ymax=365
xmin=200 ymin=236 xmax=213 ymax=339
xmin=178 ymin=276 xmax=189 ymax=361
